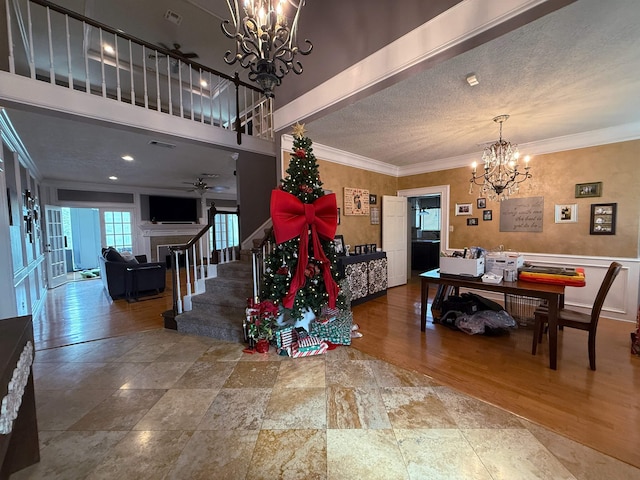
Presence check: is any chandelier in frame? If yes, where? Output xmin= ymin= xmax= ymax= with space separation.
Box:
xmin=469 ymin=114 xmax=531 ymax=201
xmin=221 ymin=0 xmax=313 ymax=98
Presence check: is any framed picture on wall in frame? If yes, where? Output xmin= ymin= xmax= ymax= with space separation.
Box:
xmin=590 ymin=203 xmax=616 ymax=235
xmin=476 ymin=198 xmax=486 ymax=209
xmin=467 ymin=217 xmax=478 ymax=226
xmin=455 ymin=203 xmax=472 ymax=216
xmin=575 ymin=182 xmax=602 ymax=198
xmin=344 ymin=187 xmax=370 ymax=215
xmin=337 ymin=207 xmax=340 ymax=225
xmin=333 ymin=235 xmax=346 ymax=255
xmin=370 ymin=206 xmax=380 ymax=225
xmin=483 ymin=210 xmax=492 ymax=221
xmin=555 ymin=204 xmax=578 ymax=223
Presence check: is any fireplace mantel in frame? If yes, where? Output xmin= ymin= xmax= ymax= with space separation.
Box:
xmin=139 ymin=223 xmax=205 ymax=237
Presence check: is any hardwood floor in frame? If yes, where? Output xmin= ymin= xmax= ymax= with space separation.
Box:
xmin=36 ymin=272 xmax=640 ymax=469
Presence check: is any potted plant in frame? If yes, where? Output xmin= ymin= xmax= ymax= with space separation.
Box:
xmin=245 ymin=299 xmax=278 ymax=352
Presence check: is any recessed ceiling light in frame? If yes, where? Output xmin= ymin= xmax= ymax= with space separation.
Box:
xmin=103 ymin=44 xmax=115 ymax=55
xmin=109 ymin=176 xmax=118 ymax=180
xmin=466 ymin=73 xmax=479 ymax=86
xmin=121 ymin=155 xmax=134 ymax=161
xmin=200 ymin=79 xmax=208 ymax=88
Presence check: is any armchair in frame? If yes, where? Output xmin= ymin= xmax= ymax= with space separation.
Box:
xmin=98 ymin=248 xmax=166 ymax=300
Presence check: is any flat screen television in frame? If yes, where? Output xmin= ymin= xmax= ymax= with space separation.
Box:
xmin=148 ymin=195 xmax=198 ymax=223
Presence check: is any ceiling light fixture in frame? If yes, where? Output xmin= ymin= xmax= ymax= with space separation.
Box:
xmin=221 ymin=0 xmax=313 ymax=98
xmin=466 ymin=73 xmax=479 ymax=86
xmin=109 ymin=176 xmax=118 ymax=180
xmin=103 ymin=44 xmax=115 ymax=55
xmin=470 ymin=115 xmax=531 ymax=201
xmin=121 ymin=155 xmax=134 ymax=161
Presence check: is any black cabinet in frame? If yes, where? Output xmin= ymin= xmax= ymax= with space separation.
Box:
xmin=337 ymin=252 xmax=387 ymax=306
xmin=411 ymin=240 xmax=440 ymax=271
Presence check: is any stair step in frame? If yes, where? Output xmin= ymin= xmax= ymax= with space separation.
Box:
xmin=177 ymin=309 xmax=244 ymax=343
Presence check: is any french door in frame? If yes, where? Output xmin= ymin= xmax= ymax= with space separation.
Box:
xmin=44 ymin=205 xmax=67 ymax=288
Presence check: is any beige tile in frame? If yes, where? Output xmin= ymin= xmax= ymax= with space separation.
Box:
xmin=72 ymin=362 xmax=148 ymax=389
xmin=113 ymin=341 xmax=175 ymax=362
xmin=380 ymin=386 xmax=457 ymax=429
xmin=9 ymin=431 xmax=128 ymax=480
xmin=523 ymin=420 xmax=640 ymax=480
xmin=154 ymin=338 xmax=213 ymax=362
xmin=36 ymin=388 xmax=116 ymax=431
xmin=327 ymin=385 xmax=391 ymax=429
xmin=275 ymin=356 xmax=326 ymax=388
xmin=69 ymin=389 xmax=166 ymax=431
xmin=395 ymin=428 xmax=493 ymax=480
xmin=133 ymin=388 xmax=218 ymax=431
xmin=325 ymin=345 xmax=377 ymax=362
xmin=370 ymin=360 xmax=437 ymax=387
xmin=198 ymin=342 xmax=246 ymax=362
xmin=262 ymin=387 xmax=327 ymax=429
xmin=247 ymin=429 xmax=327 ymax=480
xmin=223 ymin=361 xmax=281 ymax=388
xmin=34 ymin=362 xmax=109 ymax=390
xmin=327 ymin=429 xmax=409 ymax=480
xmin=120 ymin=361 xmax=193 ymax=389
xmin=172 ymin=360 xmax=235 ymax=389
xmin=86 ymin=430 xmax=193 ymax=479
xmin=463 ymin=428 xmax=577 ymax=480
xmin=166 ymin=430 xmax=259 ymax=480
xmin=198 ymin=388 xmax=272 ymax=430
xmin=325 ymin=359 xmax=376 ymax=387
xmin=434 ymin=386 xmax=524 ymax=429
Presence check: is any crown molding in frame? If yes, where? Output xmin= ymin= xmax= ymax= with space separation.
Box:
xmin=281 ymin=134 xmax=399 ymax=177
xmin=283 ymin=122 xmax=640 ymax=179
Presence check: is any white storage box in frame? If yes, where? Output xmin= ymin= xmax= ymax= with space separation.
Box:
xmin=440 ymin=257 xmax=485 ymax=277
xmin=485 ymin=253 xmax=524 ymax=275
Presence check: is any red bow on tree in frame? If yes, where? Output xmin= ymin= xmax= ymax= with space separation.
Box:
xmin=270 ymin=189 xmax=339 ymax=309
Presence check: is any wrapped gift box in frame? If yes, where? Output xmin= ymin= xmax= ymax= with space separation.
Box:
xmin=310 ymin=310 xmax=352 ymax=345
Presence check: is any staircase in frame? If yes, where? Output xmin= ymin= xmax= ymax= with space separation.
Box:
xmin=175 ymin=260 xmax=252 ymax=342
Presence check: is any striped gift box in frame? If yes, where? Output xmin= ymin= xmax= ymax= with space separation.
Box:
xmin=290 ymin=341 xmax=328 ymax=358
xmin=297 ymin=336 xmax=323 ymax=352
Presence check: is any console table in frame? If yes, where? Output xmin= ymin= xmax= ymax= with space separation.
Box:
xmin=337 ymin=252 xmax=387 ymax=306
xmin=0 ymin=316 xmax=39 ymax=479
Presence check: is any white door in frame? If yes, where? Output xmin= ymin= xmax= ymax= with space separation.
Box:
xmin=45 ymin=205 xmax=68 ymax=288
xmin=382 ymin=195 xmax=408 ymax=287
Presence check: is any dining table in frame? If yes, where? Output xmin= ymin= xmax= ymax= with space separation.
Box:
xmin=419 ymin=269 xmax=566 ymax=370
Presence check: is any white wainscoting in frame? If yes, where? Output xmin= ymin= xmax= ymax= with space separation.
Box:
xmin=457 ymin=253 xmax=639 ymax=323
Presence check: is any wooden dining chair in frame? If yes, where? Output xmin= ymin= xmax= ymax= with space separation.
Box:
xmin=531 ymin=261 xmax=622 ymax=370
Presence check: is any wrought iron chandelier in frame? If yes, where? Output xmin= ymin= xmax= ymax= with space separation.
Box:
xmin=221 ymin=0 xmax=313 ymax=98
xmin=470 ymin=115 xmax=531 ymax=201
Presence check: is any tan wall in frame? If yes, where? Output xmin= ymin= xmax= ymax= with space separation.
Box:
xmin=398 ymin=140 xmax=640 ymax=258
xmin=284 ymin=140 xmax=640 ymax=258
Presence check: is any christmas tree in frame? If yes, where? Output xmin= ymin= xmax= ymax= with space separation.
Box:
xmin=261 ymin=123 xmax=346 ymax=322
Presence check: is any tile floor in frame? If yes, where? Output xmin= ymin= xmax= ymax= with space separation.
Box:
xmin=12 ymin=329 xmax=640 ymax=480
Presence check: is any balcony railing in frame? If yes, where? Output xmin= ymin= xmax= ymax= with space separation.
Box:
xmin=3 ymin=0 xmax=274 ymax=143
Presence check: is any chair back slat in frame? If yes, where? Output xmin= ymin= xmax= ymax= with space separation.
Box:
xmin=590 ymin=262 xmax=622 ymax=329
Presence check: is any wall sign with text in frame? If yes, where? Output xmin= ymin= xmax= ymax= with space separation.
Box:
xmin=344 ymin=187 xmax=370 ymax=215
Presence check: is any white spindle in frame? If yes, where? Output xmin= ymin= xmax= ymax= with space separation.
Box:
xmin=99 ymin=29 xmax=106 ymax=97
xmin=199 ymin=68 xmax=204 ymax=123
xmin=166 ymin=55 xmax=172 ymax=115
xmin=188 ymin=66 xmax=194 ymax=120
xmin=6 ymin=0 xmax=15 ymax=73
xmin=185 ymin=247 xmax=192 ymax=297
xmin=114 ymin=33 xmax=121 ymax=101
xmin=178 ymin=61 xmax=183 ymax=118
xmin=65 ymin=15 xmax=72 ymax=87
xmin=175 ymin=251 xmax=183 ymax=314
xmin=142 ymin=46 xmax=149 ymax=108
xmin=155 ymin=53 xmax=161 ymax=111
xmin=46 ymin=6 xmax=54 ymax=83
xmin=128 ymin=40 xmax=135 ymax=104
xmin=83 ymin=22 xmax=90 ymax=93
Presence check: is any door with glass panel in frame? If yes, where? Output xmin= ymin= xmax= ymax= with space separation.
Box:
xmin=44 ymin=205 xmax=68 ymax=288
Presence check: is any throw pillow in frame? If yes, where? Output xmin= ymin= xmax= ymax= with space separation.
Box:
xmin=104 ymin=247 xmax=126 ymax=263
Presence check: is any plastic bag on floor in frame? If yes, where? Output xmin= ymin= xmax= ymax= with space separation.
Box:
xmin=456 ymin=309 xmax=517 ymax=336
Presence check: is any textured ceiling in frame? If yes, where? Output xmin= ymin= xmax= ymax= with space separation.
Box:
xmin=304 ymin=0 xmax=640 ymax=167
xmin=4 ymin=0 xmax=640 ymax=197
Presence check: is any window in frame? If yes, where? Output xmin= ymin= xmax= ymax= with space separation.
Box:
xmin=103 ymin=210 xmax=133 ymax=253
xmin=211 ymin=212 xmax=239 ymax=250
xmin=417 ymin=208 xmax=441 ymax=231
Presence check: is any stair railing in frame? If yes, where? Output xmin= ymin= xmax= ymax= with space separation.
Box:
xmin=250 ymin=227 xmax=275 ymax=303
xmin=3 ymin=0 xmax=274 ymax=143
xmin=164 ymin=207 xmax=217 ymax=325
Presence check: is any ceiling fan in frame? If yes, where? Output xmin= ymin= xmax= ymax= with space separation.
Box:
xmin=149 ymin=43 xmax=199 ymax=72
xmin=182 ymin=175 xmax=229 ymax=195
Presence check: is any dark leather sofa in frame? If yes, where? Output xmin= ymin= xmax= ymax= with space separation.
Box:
xmin=98 ymin=247 xmax=166 ymax=300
